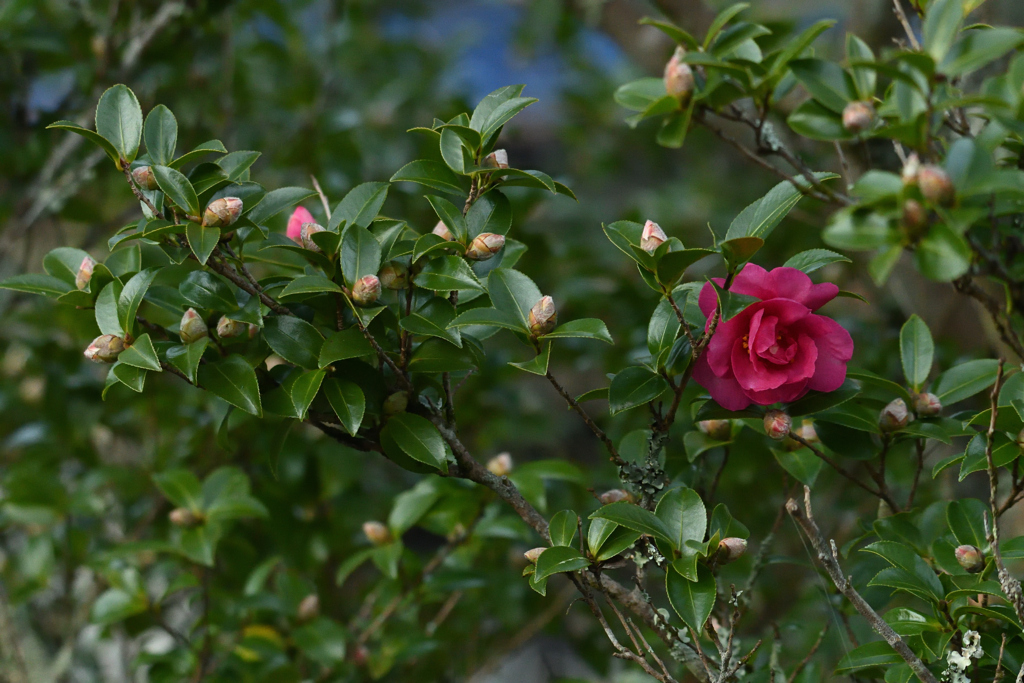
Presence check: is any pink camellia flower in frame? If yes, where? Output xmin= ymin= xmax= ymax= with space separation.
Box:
xmin=693 ymin=264 xmax=853 ymax=411
xmin=287 ymin=206 xmax=314 ymax=243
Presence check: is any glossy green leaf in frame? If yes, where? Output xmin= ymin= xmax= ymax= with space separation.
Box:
xmin=95 ymin=84 xmax=142 ymax=164
xmin=166 ymin=339 xmax=208 ymax=385
xmin=933 ymin=359 xmax=1001 ymax=405
xmin=789 ymin=59 xmax=857 ymax=113
xmin=198 ymin=355 xmax=262 ymax=416
xmin=287 ymin=369 xmax=326 ymax=420
xmin=666 ymin=563 xmax=716 ymax=632
xmin=324 ymin=379 xmax=365 ymax=436
xmin=117 ymin=334 xmax=161 ymax=372
xmin=534 ymin=545 xmax=590 ymax=581
xmin=509 ymin=343 xmax=551 ymax=376
xmin=390 ymin=160 xmax=464 ymax=195
xmin=900 ymin=314 xmax=934 ymax=390
xmin=279 ymin=275 xmax=344 ymax=298
xmin=783 ymin=248 xmax=851 ymax=274
xmin=0 ymin=273 xmax=72 ymax=298
xmin=726 ymin=175 xmax=835 ymax=242
xmin=426 ymin=195 xmax=469 ymax=242
xmin=95 ymin=281 xmax=124 ymax=336
xmin=153 ymin=165 xmax=200 ymax=216
xmin=180 ymin=271 xmax=237 ymax=312
xmin=589 ymin=502 xmax=674 ymax=546
xmin=447 ymin=307 xmax=524 ymax=332
xmin=539 ymin=319 xmax=612 ymax=344
xmin=341 ymin=225 xmax=382 ymax=287
xmin=246 ymin=187 xmax=317 ymax=225
xmin=947 ymin=498 xmax=987 ymax=549
xmin=414 ymin=256 xmax=483 ymax=292
xmin=186 ymin=222 xmax=220 ymax=265
xmin=263 ymin=316 xmax=324 ymax=370
xmin=549 ymin=510 xmax=578 ymax=547
xmin=319 ymin=328 xmax=374 ymax=367
xmin=168 ymin=139 xmax=228 ymax=170
xmin=153 ymin=469 xmax=202 ymax=509
xmin=836 ymin=641 xmax=905 ymax=673
xmin=46 ymin=120 xmax=120 ymax=167
xmin=330 ymin=182 xmax=389 ymax=230
xmin=655 ymin=488 xmax=706 ymax=550
xmin=380 ymin=413 xmax=448 ymax=471
xmin=143 ymin=104 xmax=177 ymax=166
xmin=923 ymin=0 xmax=963 ymax=63
xmin=940 ymin=27 xmax=1024 ymax=77
xmin=609 ymin=366 xmax=669 ymax=415
xmin=487 ymin=268 xmax=542 ymax=328
xmin=399 ymin=298 xmax=461 ymax=347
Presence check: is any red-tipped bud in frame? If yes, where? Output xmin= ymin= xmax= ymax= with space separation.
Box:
xmin=484 ymin=149 xmax=509 ymax=170
xmin=524 ymin=547 xmax=545 ymax=563
xmin=216 ymin=316 xmax=246 ymax=339
xmin=955 ymin=545 xmax=984 ymax=573
xmin=363 ymin=521 xmax=391 ymax=546
xmin=697 ymin=419 xmax=731 ymax=441
xmin=879 ymin=398 xmax=910 ymax=432
xmin=466 ymin=232 xmax=505 ymax=261
xmin=203 ymin=197 xmax=243 ymax=228
xmin=75 ymin=255 xmax=96 ymax=291
xmin=287 ymin=206 xmax=314 ymax=243
xmin=640 ymin=220 xmax=667 ymax=253
xmin=84 ymin=334 xmax=125 ymax=364
xmin=763 ymin=410 xmax=792 ymax=441
xmin=169 ymin=508 xmax=201 ymax=527
xmin=382 ymin=391 xmax=408 ymax=415
xmin=901 ymin=199 xmax=928 ymax=240
xmin=487 ymin=453 xmax=513 ymax=477
xmin=717 ymin=537 xmax=747 ymax=564
xmin=599 ymin=489 xmax=634 ymax=505
xmin=351 ymin=644 xmax=369 ymax=666
xmin=300 ymin=222 xmax=327 ymax=253
xmin=842 ymin=101 xmax=875 ymax=134
xmin=664 ymin=48 xmax=695 ymax=102
xmin=297 ymin=594 xmax=320 ymax=622
xmin=179 ymin=308 xmax=209 ymax=344
xmin=378 ymin=262 xmax=410 ymax=290
xmin=913 ymin=392 xmax=942 ymax=417
xmin=131 ymin=165 xmax=159 ymax=191
xmin=528 ymin=296 xmax=557 ymax=336
xmin=432 ymin=220 xmax=454 ymax=242
xmin=351 ymin=275 xmax=381 ymax=307
xmin=901 ymin=154 xmax=921 ymax=186
xmin=918 ymin=165 xmax=955 ymax=207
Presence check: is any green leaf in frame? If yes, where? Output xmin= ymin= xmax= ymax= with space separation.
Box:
xmin=95 ymin=84 xmax=142 ymax=164
xmin=847 ymin=34 xmax=877 ymax=99
xmin=389 ymin=480 xmax=441 ymax=535
xmin=330 ymin=182 xmax=389 ymax=230
xmin=470 ymin=84 xmax=525 ymax=130
xmin=91 ymin=588 xmax=148 ymax=625
xmin=143 ymin=104 xmax=177 ymax=166
xmin=639 ymin=16 xmax=699 ymax=49
xmin=153 ymin=469 xmax=202 ymax=509
xmin=414 ymin=256 xmax=483 ymax=292
xmin=286 ymin=369 xmax=326 ymax=420
xmin=293 ymin=618 xmax=347 ymax=667
xmin=324 ymin=379 xmax=365 ymax=436
xmin=246 ymin=187 xmax=317 ymax=226
xmin=609 ymin=367 xmax=669 ymax=415
xmin=726 ymin=175 xmax=836 ymax=242
xmin=933 ymin=359 xmax=1001 ymax=405
xmin=666 ymin=564 xmax=716 ymax=632
xmin=594 ymin=526 xmax=643 ymax=562
xmin=783 ymin=248 xmax=851 ymax=274
xmin=539 ymin=319 xmax=613 ymax=344
xmin=656 ymin=248 xmax=716 ymax=286
xmin=958 ymin=433 xmax=1019 ymax=481
xmin=720 ymin=236 xmax=764 ymax=270
xmin=534 ymin=545 xmax=590 ymax=581
xmin=199 ymin=355 xmax=262 ymax=416
xmin=179 ymin=523 xmax=222 ymax=566
xmin=381 ymin=413 xmax=448 ymax=471
xmin=900 ymin=314 xmax=934 ymax=390
xmin=787 ymin=380 xmax=860 ymax=416
xmin=440 ymin=127 xmax=468 ymax=173
xmin=319 ymin=328 xmax=374 ymax=367
xmin=390 ymin=160 xmax=464 ymax=195
xmin=940 ymin=27 xmax=1024 ymax=77
xmin=0 ymin=273 xmax=72 ymax=298
xmin=479 ymin=97 xmax=537 ymax=141
xmin=111 ymin=362 xmax=147 ymax=393
xmin=341 ymin=225 xmax=382 ymax=287
xmin=648 ymin=298 xmax=681 ymax=369
xmin=487 ymin=268 xmax=542 ymax=328
xmin=509 ymin=343 xmax=551 ymax=376
xmin=655 ymin=488 xmax=707 ymax=550
xmin=466 ymin=191 xmax=512 ymax=238
xmin=167 ymin=339 xmax=208 ymax=385
xmin=549 ymin=510 xmax=579 ymax=547
xmin=185 ymin=222 xmax=220 ymax=265
xmin=426 ymin=195 xmax=469 ymax=242
xmin=787 ymin=99 xmax=851 ymax=140
xmin=46 ymin=121 xmax=121 ymax=167
xmin=153 ymin=165 xmax=200 ymax=216
xmin=789 ymin=59 xmax=857 ymax=113
xmin=774 ymin=447 xmax=825 ymax=486
xmin=711 ymin=281 xmax=759 ymax=321
xmin=589 ymin=502 xmax=674 ymax=546
xmin=614 ymin=77 xmax=669 ymax=112
xmin=118 ymin=268 xmax=157 ymax=336
xmin=180 ymin=271 xmax=237 ymax=312
xmin=168 ymin=139 xmax=228 ymax=170
xmin=447 ymin=307 xmax=524 ymax=332
xmin=280 ymin=275 xmax=344 ymax=298
xmin=923 ymin=0 xmax=963 ymax=63
xmin=399 ymin=298 xmax=461 ymax=347
xmin=836 ymin=641 xmax=905 ymax=673
xmin=118 ymin=334 xmax=161 ymax=372
xmin=704 ymin=3 xmax=749 ymax=49
xmin=914 ymin=222 xmax=971 ymax=282
xmin=216 ymin=151 xmax=260 ymax=181
xmin=263 ymin=316 xmax=324 ymax=370
xmin=95 ymin=281 xmax=124 ymax=336
xmin=947 ymin=498 xmax=987 ymax=549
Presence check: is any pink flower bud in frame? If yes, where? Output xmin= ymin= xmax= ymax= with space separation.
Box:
xmin=363 ymin=521 xmax=391 ymax=546
xmin=697 ymin=420 xmax=731 ymax=441
xmin=763 ymin=410 xmax=792 ymax=441
xmin=84 ymin=334 xmax=125 ymax=364
xmin=918 ymin=165 xmax=955 ymax=207
xmin=486 ymin=453 xmax=513 ymax=477
xmin=664 ymin=48 xmax=695 ymax=101
xmin=179 ymin=308 xmax=209 ymax=344
xmin=901 ymin=199 xmax=928 ymax=240
xmin=432 ymin=220 xmax=454 ymax=242
xmin=287 ymin=206 xmax=314 ymax=243
xmin=465 ymin=232 xmax=505 ymax=261
xmin=901 ymin=154 xmax=921 ymax=186
xmin=955 ymin=545 xmax=984 ymax=573
xmin=203 ymin=197 xmax=243 ymax=228
xmin=351 ymin=275 xmax=381 ymax=307
xmin=131 ymin=165 xmax=159 ymax=191
xmin=378 ymin=262 xmax=409 ymax=290
xmin=484 ymin=149 xmax=509 ymax=170
xmin=382 ymin=391 xmax=408 ymax=415
xmin=216 ymin=316 xmax=246 ymax=339
xmin=718 ymin=537 xmax=747 ymax=564
xmin=842 ymin=101 xmax=875 ymax=134
xmin=75 ymin=255 xmax=96 ymax=291
xmin=640 ymin=220 xmax=667 ymax=253
xmin=524 ymin=547 xmax=545 ymax=563
xmin=297 ymin=594 xmax=320 ymax=622
xmin=528 ymin=296 xmax=557 ymax=337
xmin=300 ymin=222 xmax=327 ymax=253
xmin=169 ymin=508 xmax=201 ymax=527
xmin=599 ymin=489 xmax=634 ymax=505
xmin=913 ymin=392 xmax=942 ymax=417
xmin=879 ymin=398 xmax=909 ymax=432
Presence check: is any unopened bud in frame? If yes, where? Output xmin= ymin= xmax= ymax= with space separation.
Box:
xmin=75 ymin=255 xmax=96 ymax=291
xmin=466 ymin=233 xmax=505 ymax=261
xmin=351 ymin=644 xmax=369 ymax=666
xmin=179 ymin=308 xmax=209 ymax=344
xmin=842 ymin=101 xmax=875 ymax=134
xmin=955 ymin=544 xmax=984 ymax=573
xmin=432 ymin=220 xmax=454 ymax=242
xmin=913 ymin=392 xmax=942 ymax=417
xmin=528 ymin=296 xmax=557 ymax=336
xmin=484 ymin=149 xmax=509 ymax=170
xmin=297 ymin=594 xmax=320 ymax=622
xmin=203 ymin=197 xmax=243 ymax=228
xmin=901 ymin=153 xmax=921 ymax=186
xmin=248 ymin=324 xmax=259 ymax=339
xmin=879 ymin=398 xmax=909 ymax=432
xmin=131 ymin=165 xmax=159 ymax=191
xmin=718 ymin=537 xmax=747 ymax=564
xmin=1017 ymin=428 xmax=1024 ymax=450
xmin=487 ymin=453 xmax=513 ymax=477
xmin=84 ymin=334 xmax=125 ymax=364
xmin=599 ymin=489 xmax=634 ymax=505
xmin=784 ymin=419 xmax=819 ymax=451
xmin=878 ymin=499 xmax=894 ymax=519
xmin=300 ymin=222 xmax=327 ymax=253
xmin=169 ymin=508 xmax=201 ymax=527
xmin=918 ymin=165 xmax=955 ymax=207
xmin=901 ymin=199 xmax=928 ymax=239
xmin=524 ymin=547 xmax=545 ymax=563
xmin=363 ymin=521 xmax=391 ymax=546
xmin=640 ymin=220 xmax=667 ymax=253
xmin=216 ymin=316 xmax=246 ymax=339
xmin=351 ymin=275 xmax=381 ymax=306
xmin=763 ymin=410 xmax=792 ymax=441
xmin=664 ymin=48 xmax=695 ymax=102
xmin=378 ymin=262 xmax=409 ymax=290
xmin=382 ymin=391 xmax=408 ymax=415
xmin=697 ymin=419 xmax=731 ymax=441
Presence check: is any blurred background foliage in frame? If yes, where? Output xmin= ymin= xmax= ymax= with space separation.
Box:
xmin=2 ymin=0 xmax=1024 ymax=681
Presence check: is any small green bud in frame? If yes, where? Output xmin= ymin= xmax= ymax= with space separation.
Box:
xmin=378 ymin=262 xmax=410 ymax=290
xmin=179 ymin=308 xmax=209 ymax=344
xmin=913 ymin=392 xmax=942 ymax=417
xmin=955 ymin=545 xmax=984 ymax=573
xmin=216 ymin=316 xmax=246 ymax=339
xmin=84 ymin=334 xmax=125 ymax=363
xmin=528 ymin=296 xmax=557 ymax=337
xmin=351 ymin=275 xmax=382 ymax=306
xmin=203 ymin=197 xmax=243 ymax=227
xmin=383 ymin=391 xmax=408 ymax=416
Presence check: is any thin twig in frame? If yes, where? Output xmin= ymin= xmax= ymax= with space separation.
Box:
xmin=892 ymin=0 xmax=922 ymax=50
xmin=311 ymin=175 xmax=332 ymax=219
xmin=545 ymin=371 xmax=625 ymax=465
xmin=788 ymin=433 xmax=901 ymax=512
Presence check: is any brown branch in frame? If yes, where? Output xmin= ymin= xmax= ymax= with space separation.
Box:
xmin=545 ymin=371 xmax=624 ymax=465
xmin=787 ymin=623 xmax=828 ymax=683
xmin=787 ymin=433 xmax=901 ymax=512
xmin=952 ymin=276 xmax=1024 ymax=362
xmin=892 ymin=0 xmax=922 ymax=51
xmin=310 ymin=175 xmax=332 ymax=219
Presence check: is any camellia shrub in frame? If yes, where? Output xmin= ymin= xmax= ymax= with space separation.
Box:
xmin=5 ymin=1 xmax=1024 ymax=681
